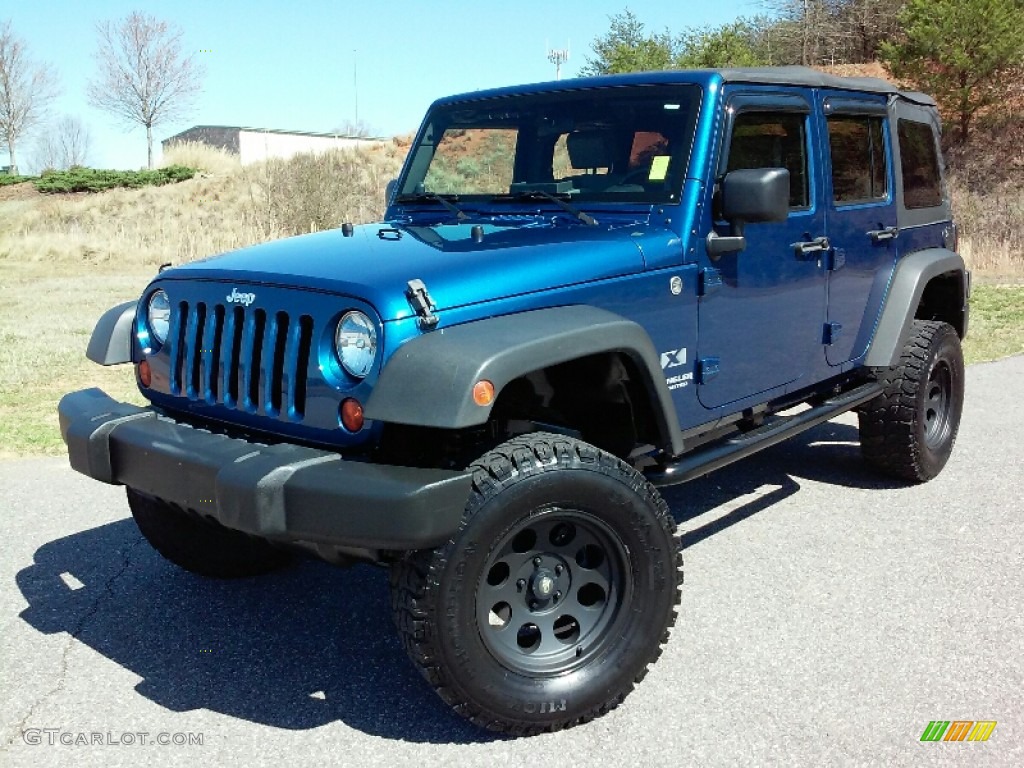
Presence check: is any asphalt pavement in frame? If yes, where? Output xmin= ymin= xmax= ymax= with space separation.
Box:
xmin=1 ymin=356 xmax=1021 ymax=767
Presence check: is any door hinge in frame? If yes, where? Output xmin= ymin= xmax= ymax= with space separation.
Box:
xmin=698 ymin=357 xmax=721 ymax=384
xmin=823 ymin=322 xmax=842 ymax=345
xmin=405 ymin=279 xmax=439 ymax=329
xmin=699 ymin=268 xmax=723 ymax=296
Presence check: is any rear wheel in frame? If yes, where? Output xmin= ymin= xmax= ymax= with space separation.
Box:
xmin=127 ymin=488 xmax=290 ymax=578
xmin=858 ymin=320 xmax=965 ymax=481
xmin=389 ymin=432 xmax=682 ymax=735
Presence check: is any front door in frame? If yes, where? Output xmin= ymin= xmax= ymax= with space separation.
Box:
xmin=697 ymin=92 xmax=828 ymax=410
xmin=819 ymin=93 xmax=899 ymax=366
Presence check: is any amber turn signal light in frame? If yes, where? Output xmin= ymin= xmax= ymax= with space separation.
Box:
xmin=340 ymin=398 xmax=364 ymax=432
xmin=472 ymin=380 xmax=495 ymax=406
xmin=137 ymin=360 xmax=152 ymax=388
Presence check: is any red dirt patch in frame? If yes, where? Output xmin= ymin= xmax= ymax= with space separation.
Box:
xmin=0 ymin=182 xmax=40 ymax=202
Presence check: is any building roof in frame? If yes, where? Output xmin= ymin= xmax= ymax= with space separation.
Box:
xmin=161 ymin=125 xmax=386 ymax=144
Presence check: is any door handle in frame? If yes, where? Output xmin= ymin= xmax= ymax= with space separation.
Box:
xmin=867 ymin=226 xmax=898 ymax=243
xmin=791 ymin=236 xmax=830 ymax=257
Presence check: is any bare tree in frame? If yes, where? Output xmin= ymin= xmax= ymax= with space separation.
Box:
xmin=333 ymin=118 xmax=375 ymax=138
xmin=0 ymin=21 xmax=59 ymax=175
xmin=32 ymin=115 xmax=92 ymax=171
xmin=765 ymin=0 xmax=850 ymax=66
xmin=88 ymin=12 xmax=204 ymax=169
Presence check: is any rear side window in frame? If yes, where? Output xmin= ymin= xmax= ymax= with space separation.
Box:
xmin=727 ymin=112 xmax=809 ymax=209
xmin=828 ymin=116 xmax=888 ymax=204
xmin=898 ymin=119 xmax=943 ymax=209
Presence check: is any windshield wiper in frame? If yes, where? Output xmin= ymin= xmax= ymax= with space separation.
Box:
xmin=395 ymin=192 xmax=469 ymax=222
xmin=496 ymin=190 xmax=598 ymax=226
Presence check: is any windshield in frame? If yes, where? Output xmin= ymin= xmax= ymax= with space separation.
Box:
xmin=398 ymin=84 xmax=701 ymax=205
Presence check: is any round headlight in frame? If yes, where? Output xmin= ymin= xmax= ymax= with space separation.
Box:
xmin=335 ymin=311 xmax=377 ymax=378
xmin=147 ymin=290 xmax=171 ymax=345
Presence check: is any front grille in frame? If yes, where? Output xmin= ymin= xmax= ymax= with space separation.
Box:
xmin=166 ymin=301 xmax=314 ymax=420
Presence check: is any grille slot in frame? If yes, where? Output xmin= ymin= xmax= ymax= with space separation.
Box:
xmin=166 ymin=300 xmax=313 ymax=421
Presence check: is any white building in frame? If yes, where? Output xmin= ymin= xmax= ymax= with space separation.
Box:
xmin=161 ymin=125 xmax=387 ymax=165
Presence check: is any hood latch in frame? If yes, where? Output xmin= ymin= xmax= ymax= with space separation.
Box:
xmin=405 ymin=279 xmax=439 ymax=330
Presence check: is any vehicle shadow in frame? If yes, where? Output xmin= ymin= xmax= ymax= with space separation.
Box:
xmin=15 ymin=419 xmax=905 ymax=742
xmin=661 ymin=419 xmax=909 ymax=541
xmin=16 ymin=523 xmax=498 ymax=744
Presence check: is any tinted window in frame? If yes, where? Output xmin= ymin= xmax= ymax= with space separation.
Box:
xmin=828 ymin=116 xmax=888 ymax=204
xmin=727 ymin=112 xmax=809 ymax=209
xmin=898 ymin=119 xmax=943 ymax=209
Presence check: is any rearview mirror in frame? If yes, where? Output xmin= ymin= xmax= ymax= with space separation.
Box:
xmin=708 ymin=168 xmax=790 ymax=255
xmin=385 ymin=178 xmax=398 ymax=207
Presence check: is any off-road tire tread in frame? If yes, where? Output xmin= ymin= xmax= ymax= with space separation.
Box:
xmin=389 ymin=432 xmax=683 ymax=736
xmin=858 ymin=320 xmax=962 ymax=482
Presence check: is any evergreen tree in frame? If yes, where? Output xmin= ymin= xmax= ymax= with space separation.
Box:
xmin=881 ymin=0 xmax=1024 ymax=142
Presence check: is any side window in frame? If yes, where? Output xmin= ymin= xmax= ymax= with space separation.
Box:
xmin=897 ymin=119 xmax=943 ymax=209
xmin=827 ymin=115 xmax=888 ymax=204
xmin=726 ymin=112 xmax=809 ymax=209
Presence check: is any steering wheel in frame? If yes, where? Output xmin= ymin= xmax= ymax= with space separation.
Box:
xmin=618 ymin=166 xmax=651 ymax=186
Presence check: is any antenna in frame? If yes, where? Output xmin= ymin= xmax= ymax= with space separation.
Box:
xmin=546 ymin=40 xmax=570 ymax=80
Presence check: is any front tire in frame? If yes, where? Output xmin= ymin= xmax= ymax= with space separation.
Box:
xmin=858 ymin=320 xmax=965 ymax=481
xmin=127 ymin=488 xmax=290 ymax=578
xmin=389 ymin=433 xmax=682 ymax=735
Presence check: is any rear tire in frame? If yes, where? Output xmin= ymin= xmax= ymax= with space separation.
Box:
xmin=127 ymin=488 xmax=290 ymax=578
xmin=858 ymin=320 xmax=964 ymax=482
xmin=389 ymin=432 xmax=683 ymax=735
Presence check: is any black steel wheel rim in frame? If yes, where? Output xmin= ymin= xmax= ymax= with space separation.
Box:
xmin=476 ymin=507 xmax=630 ymax=675
xmin=923 ymin=359 xmax=953 ymax=450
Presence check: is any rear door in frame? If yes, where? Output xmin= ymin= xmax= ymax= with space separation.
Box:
xmin=820 ymin=93 xmax=898 ymax=366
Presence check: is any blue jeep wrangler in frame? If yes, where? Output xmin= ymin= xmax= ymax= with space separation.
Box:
xmin=60 ymin=67 xmax=968 ymax=734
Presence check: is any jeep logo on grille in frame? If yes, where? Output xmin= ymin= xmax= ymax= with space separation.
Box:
xmin=225 ymin=288 xmax=256 ymax=306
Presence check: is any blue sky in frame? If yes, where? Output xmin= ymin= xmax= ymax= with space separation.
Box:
xmin=4 ymin=0 xmax=760 ymax=170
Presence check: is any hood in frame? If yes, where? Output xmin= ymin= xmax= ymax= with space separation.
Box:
xmin=161 ymin=217 xmax=658 ymax=321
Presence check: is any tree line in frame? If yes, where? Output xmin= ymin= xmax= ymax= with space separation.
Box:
xmin=582 ymin=0 xmax=1024 ymax=142
xmin=0 ymin=12 xmax=203 ymax=175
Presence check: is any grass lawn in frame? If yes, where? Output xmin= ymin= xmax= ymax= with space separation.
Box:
xmin=963 ymin=284 xmax=1024 ymax=364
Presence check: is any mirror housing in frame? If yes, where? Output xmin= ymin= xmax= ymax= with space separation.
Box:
xmin=708 ymin=168 xmax=790 ymax=255
xmin=385 ymin=178 xmax=398 ymax=208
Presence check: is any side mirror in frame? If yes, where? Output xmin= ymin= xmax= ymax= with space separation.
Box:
xmin=385 ymin=178 xmax=398 ymax=207
xmin=708 ymin=168 xmax=790 ymax=255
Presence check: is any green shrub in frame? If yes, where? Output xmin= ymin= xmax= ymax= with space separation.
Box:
xmin=33 ymin=165 xmax=197 ymax=194
xmin=0 ymin=174 xmax=35 ymax=186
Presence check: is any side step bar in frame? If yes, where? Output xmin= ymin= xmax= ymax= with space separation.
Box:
xmin=645 ymin=382 xmax=883 ymax=488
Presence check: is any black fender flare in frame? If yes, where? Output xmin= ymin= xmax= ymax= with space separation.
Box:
xmin=364 ymin=306 xmax=685 ymax=456
xmin=865 ymin=248 xmax=967 ymax=368
xmin=86 ymin=301 xmax=137 ymax=365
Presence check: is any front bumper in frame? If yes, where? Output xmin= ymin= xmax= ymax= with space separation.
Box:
xmin=58 ymin=388 xmax=473 ymax=551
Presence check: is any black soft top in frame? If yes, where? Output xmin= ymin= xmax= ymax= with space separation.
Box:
xmin=717 ymin=66 xmax=936 ymax=106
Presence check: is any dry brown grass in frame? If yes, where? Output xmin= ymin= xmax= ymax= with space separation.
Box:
xmin=946 ymin=113 xmax=1024 ymax=281
xmin=161 ymin=140 xmax=242 ymax=176
xmin=0 ymin=144 xmax=407 ymax=455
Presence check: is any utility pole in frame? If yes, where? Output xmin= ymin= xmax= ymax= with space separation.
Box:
xmin=353 ymin=49 xmax=359 ymax=125
xmin=547 ymin=41 xmax=570 ymax=80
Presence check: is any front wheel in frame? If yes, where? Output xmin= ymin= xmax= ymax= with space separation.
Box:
xmin=858 ymin=320 xmax=965 ymax=482
xmin=389 ymin=433 xmax=682 ymax=735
